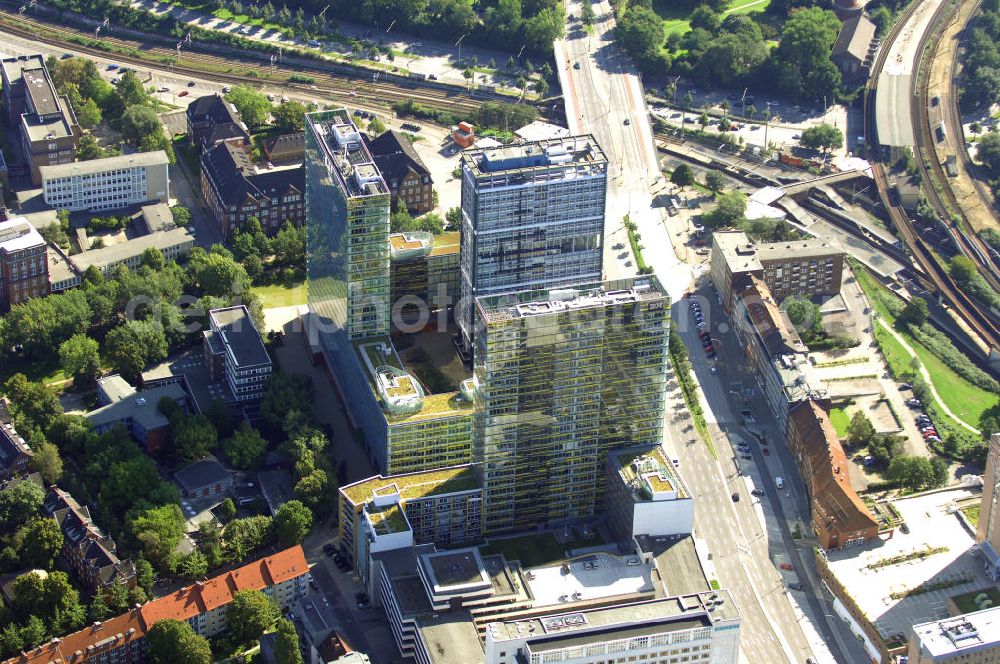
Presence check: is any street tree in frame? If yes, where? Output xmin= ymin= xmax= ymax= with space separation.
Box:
xmin=898 ymin=297 xmax=929 ymax=328
xmin=223 ymin=424 xmax=267 ymax=470
xmin=272 ymin=100 xmax=307 ymax=132
xmin=704 ymin=170 xmax=726 ymax=192
xmin=703 ymin=192 xmax=746 ymax=228
xmin=670 ymin=164 xmax=695 ymax=188
xmin=800 ymin=123 xmax=843 ymax=151
xmin=30 ymin=442 xmax=63 ymax=485
xmin=224 ymin=85 xmax=273 ymax=128
xmin=21 ymin=518 xmax=64 ymax=569
xmin=847 ymin=411 xmax=876 ymax=447
xmin=274 ymin=618 xmax=303 ymax=664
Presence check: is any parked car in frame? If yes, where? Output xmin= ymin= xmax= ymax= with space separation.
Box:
xmin=787 ymin=582 xmax=803 ymax=591
xmin=107 ymin=63 xmax=119 ymax=70
xmin=308 ymin=39 xmax=322 ymax=46
xmin=731 ymin=493 xmax=740 ymax=502
xmin=779 ymin=562 xmax=793 ymax=571
xmin=323 ymin=543 xmax=337 ymax=555
xmin=751 ymin=488 xmax=765 ymax=497
xmin=178 ymin=91 xmax=189 ymax=97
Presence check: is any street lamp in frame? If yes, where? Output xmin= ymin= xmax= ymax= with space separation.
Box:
xmin=455 ymin=32 xmax=468 ymax=67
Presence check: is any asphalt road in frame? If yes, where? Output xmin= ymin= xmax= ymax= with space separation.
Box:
xmin=555 ymin=4 xmax=848 ymax=663
xmin=674 ymin=285 xmax=871 ymax=664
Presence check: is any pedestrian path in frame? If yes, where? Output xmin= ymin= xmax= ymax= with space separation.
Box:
xmin=876 ymin=318 xmax=980 ymax=434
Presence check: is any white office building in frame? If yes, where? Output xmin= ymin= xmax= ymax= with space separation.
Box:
xmin=484 ymin=598 xmax=741 ymax=664
xmin=205 ymin=306 xmax=272 ymax=403
xmin=40 ymin=150 xmax=170 ymax=212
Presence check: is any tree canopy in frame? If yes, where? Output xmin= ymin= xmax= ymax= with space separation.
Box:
xmin=224 ymin=85 xmax=273 ymax=128
xmin=146 ymin=619 xmax=212 ymax=664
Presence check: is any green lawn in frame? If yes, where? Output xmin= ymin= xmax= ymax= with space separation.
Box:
xmin=855 ymin=266 xmax=997 ymax=427
xmin=480 ymin=529 xmax=606 ymax=568
xmin=829 ymin=407 xmax=850 ymax=438
xmin=655 ymin=0 xmax=771 ymax=41
xmin=251 ymin=280 xmax=307 ymax=309
xmin=961 ymin=504 xmax=981 ymax=529
xmin=0 ymin=358 xmax=66 ymax=387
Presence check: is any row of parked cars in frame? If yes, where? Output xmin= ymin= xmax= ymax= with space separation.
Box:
xmin=689 ymin=299 xmax=716 ymax=361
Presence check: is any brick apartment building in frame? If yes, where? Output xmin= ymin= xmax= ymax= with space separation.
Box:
xmin=186 ymin=93 xmax=250 ymax=153
xmin=365 ymin=130 xmax=434 ymax=214
xmin=0 ymin=217 xmax=49 ymax=312
xmin=1 ymin=546 xmax=310 ymax=664
xmin=0 ymin=417 xmax=33 ymax=480
xmin=787 ymin=401 xmax=880 ymax=549
xmin=200 ymin=141 xmax=305 ymax=238
xmin=0 ymin=54 xmax=79 ymax=184
xmin=43 ymin=487 xmax=137 ymax=593
xmin=711 ymin=231 xmax=845 ymax=311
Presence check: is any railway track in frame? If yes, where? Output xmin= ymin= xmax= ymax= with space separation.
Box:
xmin=866 ymin=0 xmax=1000 ymax=351
xmin=912 ymin=0 xmax=1000 ymax=293
xmin=0 ymin=8 xmax=486 ymax=116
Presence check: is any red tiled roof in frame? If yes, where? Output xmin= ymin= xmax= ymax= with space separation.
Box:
xmin=789 ymin=402 xmax=879 ymax=537
xmin=5 ymin=610 xmax=144 ymax=663
xmin=140 ymin=545 xmax=307 ymax=626
xmin=4 ymin=548 xmax=308 ymax=664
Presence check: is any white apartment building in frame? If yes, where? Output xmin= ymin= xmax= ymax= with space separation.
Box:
xmin=40 ymin=150 xmax=170 ymax=212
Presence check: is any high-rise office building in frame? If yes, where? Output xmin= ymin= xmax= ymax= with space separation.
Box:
xmin=977 ymin=433 xmax=1000 ymax=580
xmin=305 ymin=109 xmax=391 ymax=339
xmin=305 ymin=111 xmax=475 ymax=475
xmin=473 ymin=277 xmax=669 ymax=533
xmin=458 ymin=136 xmax=608 ymax=350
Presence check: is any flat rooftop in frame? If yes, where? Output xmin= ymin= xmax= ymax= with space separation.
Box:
xmin=524 ymin=553 xmax=655 ymax=607
xmin=477 ymin=277 xmax=668 ymax=325
xmin=487 ymin=594 xmax=737 ymax=643
xmin=353 ymin=334 xmax=474 ymax=424
xmin=22 ymin=67 xmax=59 ymax=117
xmin=912 ymin=607 xmax=1000 ymax=657
xmin=366 ymin=503 xmax=410 ymax=535
xmin=462 ymin=135 xmax=606 ymax=181
xmin=429 ymin=230 xmax=460 ymax=257
xmin=86 ymin=383 xmax=185 ymax=431
xmin=528 ymin=617 xmax=710 ymax=653
xmin=417 ymin=610 xmax=483 ymax=664
xmin=1 ymin=54 xmax=45 ymax=87
xmin=0 ymin=217 xmax=44 ymax=253
xmin=825 ymin=487 xmax=991 ymax=641
xmin=40 ymin=150 xmax=169 ymax=181
xmin=637 ymin=535 xmax=712 ymax=597
xmin=68 ymin=227 xmax=194 ymax=272
xmin=421 ymin=548 xmax=491 ymax=593
xmin=306 ymin=109 xmax=388 ymax=199
xmin=774 ymin=353 xmax=829 ymax=403
xmin=209 ymin=306 xmax=270 ymax=368
xmin=713 ymin=231 xmax=763 ymax=274
xmin=757 ymin=239 xmax=844 ymax=261
xmin=141 ymin=349 xmax=234 ymax=410
xmin=611 ymin=445 xmax=689 ymax=502
xmin=340 ymin=464 xmax=480 ymax=507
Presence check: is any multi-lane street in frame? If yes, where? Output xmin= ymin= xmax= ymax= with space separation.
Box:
xmin=557 ymin=0 xmax=690 ymax=291
xmin=556 ymin=3 xmax=868 ymax=663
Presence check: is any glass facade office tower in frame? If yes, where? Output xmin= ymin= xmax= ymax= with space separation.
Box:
xmin=305 ymin=109 xmax=391 ymax=338
xmin=306 ymin=111 xmax=475 ymax=475
xmin=458 ymin=136 xmax=608 ymax=350
xmin=473 ymin=277 xmax=670 ymax=533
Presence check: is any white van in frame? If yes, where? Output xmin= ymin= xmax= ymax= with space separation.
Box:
xmin=775 ymin=477 xmax=784 ymax=489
